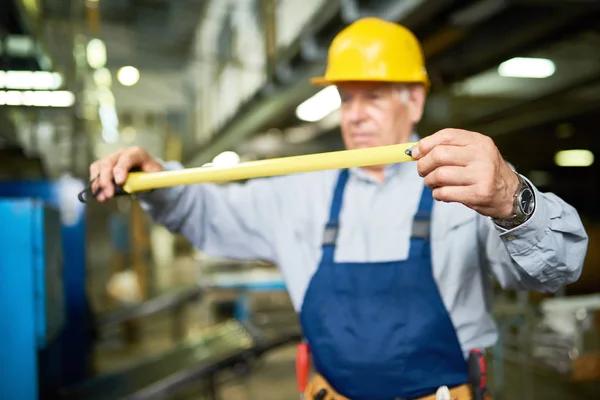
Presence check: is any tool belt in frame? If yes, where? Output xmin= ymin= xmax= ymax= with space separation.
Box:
xmin=305 ymin=374 xmax=493 ymax=400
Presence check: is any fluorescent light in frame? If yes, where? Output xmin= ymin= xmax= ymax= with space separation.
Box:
xmin=117 ymin=66 xmax=140 ymax=86
xmin=5 ymin=71 xmax=31 ymax=89
xmin=96 ymin=87 xmax=116 ymax=106
xmin=93 ymin=68 xmax=112 ymax=87
xmin=86 ymin=38 xmax=107 ymax=69
xmin=498 ymin=57 xmax=555 ymax=78
xmin=296 ymin=85 xmax=341 ymax=122
xmin=5 ymin=91 xmax=22 ymax=106
xmin=50 ymin=91 xmax=75 ymax=107
xmin=5 ymin=35 xmax=35 ymax=57
xmin=0 ymin=90 xmax=74 ymax=107
xmin=554 ymin=149 xmax=594 ymax=167
xmin=0 ymin=70 xmax=62 ymax=90
xmin=99 ymin=104 xmax=120 ymax=143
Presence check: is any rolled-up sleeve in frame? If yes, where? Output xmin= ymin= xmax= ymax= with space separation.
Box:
xmin=478 ymin=176 xmax=588 ymax=293
xmin=135 ymin=160 xmax=297 ymax=263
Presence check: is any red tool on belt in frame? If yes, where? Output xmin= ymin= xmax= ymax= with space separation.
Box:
xmin=468 ymin=349 xmax=487 ymax=400
xmin=296 ymin=341 xmax=311 ymax=398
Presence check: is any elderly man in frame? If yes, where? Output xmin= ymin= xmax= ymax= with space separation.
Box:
xmin=89 ymin=17 xmax=587 ymax=400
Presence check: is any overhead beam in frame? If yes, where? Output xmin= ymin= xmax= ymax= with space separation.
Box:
xmin=470 ymin=97 xmax=600 ymax=138
xmin=465 ymin=72 xmax=600 ymax=137
xmin=433 ymin=6 xmax=597 ymax=83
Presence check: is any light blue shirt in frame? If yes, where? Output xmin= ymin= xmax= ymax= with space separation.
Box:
xmin=138 ymin=151 xmax=587 ymax=356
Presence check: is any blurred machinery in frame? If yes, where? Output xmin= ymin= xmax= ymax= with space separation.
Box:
xmin=491 ymin=291 xmax=600 ymax=399
xmin=0 ymin=177 xmax=92 ymax=392
xmin=532 ymin=294 xmax=600 ymax=380
xmin=0 ymin=199 xmax=65 ymax=399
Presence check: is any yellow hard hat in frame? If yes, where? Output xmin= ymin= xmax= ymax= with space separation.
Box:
xmin=311 ymin=17 xmax=430 ymax=90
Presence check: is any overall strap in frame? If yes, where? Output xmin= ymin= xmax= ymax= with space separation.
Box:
xmin=410 ymin=182 xmax=434 ymax=250
xmin=321 ymin=169 xmax=350 ymax=264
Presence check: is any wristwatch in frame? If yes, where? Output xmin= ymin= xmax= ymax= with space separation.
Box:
xmin=492 ymin=173 xmax=535 ymax=229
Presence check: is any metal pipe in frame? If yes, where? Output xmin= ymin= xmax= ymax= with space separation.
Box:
xmin=125 ymin=142 xmax=416 ymax=193
xmin=340 ymin=0 xmax=361 ymax=23
xmin=262 ymin=0 xmax=277 ymax=80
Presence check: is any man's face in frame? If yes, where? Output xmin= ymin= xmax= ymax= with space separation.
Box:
xmin=337 ymin=82 xmax=425 ymax=151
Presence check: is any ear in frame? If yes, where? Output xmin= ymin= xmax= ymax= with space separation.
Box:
xmin=407 ymin=84 xmax=426 ymax=124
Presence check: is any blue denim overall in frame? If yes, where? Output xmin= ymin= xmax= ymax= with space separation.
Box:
xmin=299 ymin=169 xmax=469 ymax=399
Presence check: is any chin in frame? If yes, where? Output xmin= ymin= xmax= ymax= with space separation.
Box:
xmin=344 ymin=137 xmax=380 ymax=150
xmin=353 ymin=142 xmax=379 ymax=149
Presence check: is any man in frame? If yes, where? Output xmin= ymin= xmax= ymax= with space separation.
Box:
xmin=90 ymin=18 xmax=587 ymax=400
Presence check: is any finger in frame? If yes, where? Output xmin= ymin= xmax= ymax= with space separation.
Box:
xmin=413 ymin=129 xmax=473 ymax=159
xmin=89 ymin=161 xmax=101 ymax=193
xmin=98 ymin=160 xmax=115 ymax=200
xmin=113 ymin=147 xmax=147 ymax=184
xmin=417 ymin=145 xmax=473 ymax=177
xmin=97 ymin=151 xmax=122 ymax=199
xmin=432 ymin=185 xmax=493 ymax=212
xmin=89 ymin=161 xmax=100 ymax=180
xmin=432 ymin=185 xmax=475 ymax=204
xmin=423 ymin=166 xmax=471 ymax=189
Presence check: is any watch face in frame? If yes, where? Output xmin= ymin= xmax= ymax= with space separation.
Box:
xmin=519 ymin=188 xmax=534 ymax=215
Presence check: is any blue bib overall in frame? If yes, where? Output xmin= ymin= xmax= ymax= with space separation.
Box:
xmin=299 ymin=169 xmax=469 ymax=399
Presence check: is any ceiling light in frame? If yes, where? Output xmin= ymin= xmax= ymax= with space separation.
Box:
xmin=93 ymin=68 xmax=112 ymax=87
xmin=0 ymin=70 xmax=62 ymax=90
xmin=554 ymin=149 xmax=594 ymax=167
xmin=99 ymin=104 xmax=120 ymax=143
xmin=5 ymin=35 xmax=35 ymax=57
xmin=117 ymin=66 xmax=140 ymax=86
xmin=296 ymin=86 xmax=341 ymax=122
xmin=96 ymin=87 xmax=115 ymax=106
xmin=498 ymin=57 xmax=555 ymax=78
xmin=86 ymin=38 xmax=106 ymax=69
xmin=0 ymin=90 xmax=75 ymax=107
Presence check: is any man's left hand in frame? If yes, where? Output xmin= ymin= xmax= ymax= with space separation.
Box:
xmin=411 ymin=128 xmax=519 ymax=219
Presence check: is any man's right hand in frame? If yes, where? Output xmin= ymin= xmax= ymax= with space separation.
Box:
xmin=89 ymin=146 xmax=163 ymax=202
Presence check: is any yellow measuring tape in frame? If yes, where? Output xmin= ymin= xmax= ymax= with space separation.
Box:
xmin=121 ymin=142 xmax=417 ymax=193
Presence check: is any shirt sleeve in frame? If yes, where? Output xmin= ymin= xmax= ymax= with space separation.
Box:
xmin=477 ymin=175 xmax=588 ymax=293
xmin=135 ymin=160 xmax=300 ymax=263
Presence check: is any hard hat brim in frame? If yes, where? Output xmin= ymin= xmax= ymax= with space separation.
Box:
xmin=310 ymin=76 xmax=431 ymax=91
xmin=310 ymin=76 xmax=332 ymax=86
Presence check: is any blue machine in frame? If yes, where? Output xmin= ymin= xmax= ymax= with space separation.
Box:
xmin=0 ymin=176 xmax=91 ymax=393
xmin=0 ymin=199 xmax=65 ymax=400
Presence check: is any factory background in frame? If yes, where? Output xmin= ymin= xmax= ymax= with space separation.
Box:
xmin=1 ymin=0 xmax=599 ymax=399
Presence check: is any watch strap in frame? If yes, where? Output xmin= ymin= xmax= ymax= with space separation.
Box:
xmin=492 ymin=173 xmax=533 ymax=229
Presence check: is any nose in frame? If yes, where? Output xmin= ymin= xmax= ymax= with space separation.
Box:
xmin=344 ymin=98 xmax=368 ymax=124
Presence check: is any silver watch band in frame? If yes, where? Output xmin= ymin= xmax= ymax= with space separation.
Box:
xmin=492 ymin=173 xmax=533 ymax=229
